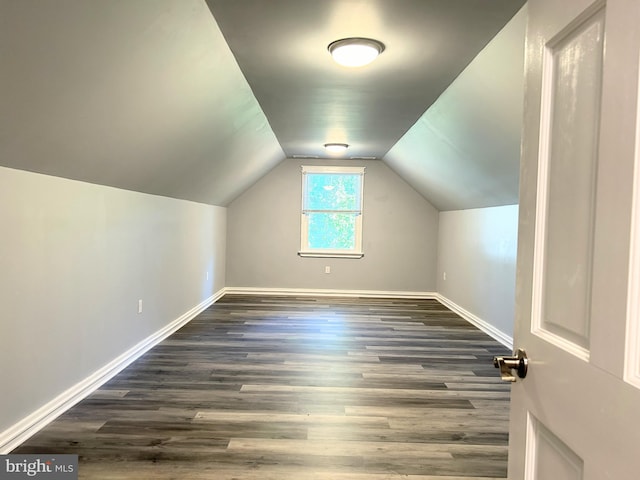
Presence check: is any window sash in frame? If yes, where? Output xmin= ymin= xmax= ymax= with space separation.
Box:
xmin=299 ymin=165 xmax=365 ymax=258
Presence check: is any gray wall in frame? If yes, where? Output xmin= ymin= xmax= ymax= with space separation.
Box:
xmin=383 ymin=7 xmax=526 ymax=342
xmin=227 ymin=159 xmax=439 ymax=292
xmin=437 ymin=205 xmax=518 ymax=340
xmin=0 ymin=166 xmax=226 ymax=439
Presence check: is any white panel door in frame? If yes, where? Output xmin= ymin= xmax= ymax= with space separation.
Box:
xmin=509 ymin=0 xmax=640 ymax=478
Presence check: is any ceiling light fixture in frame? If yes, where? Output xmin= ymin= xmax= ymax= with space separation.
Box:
xmin=328 ymin=37 xmax=385 ymax=67
xmin=324 ymin=143 xmax=349 ymax=153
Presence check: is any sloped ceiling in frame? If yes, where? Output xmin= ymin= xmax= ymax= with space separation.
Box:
xmin=0 ymin=0 xmax=526 ymax=210
xmin=206 ymin=0 xmax=525 ymax=163
xmin=385 ymin=6 xmax=527 ymax=211
xmin=0 ymin=0 xmax=284 ymax=206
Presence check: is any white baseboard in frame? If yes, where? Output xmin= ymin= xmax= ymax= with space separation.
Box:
xmin=1 ymin=287 xmax=512 ymax=453
xmin=226 ymin=288 xmax=512 ymax=348
xmin=0 ymin=288 xmax=226 ymax=454
xmin=224 ymin=287 xmax=438 ymax=299
xmin=434 ymin=293 xmax=513 ymax=349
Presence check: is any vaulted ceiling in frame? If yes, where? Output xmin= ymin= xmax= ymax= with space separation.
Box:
xmin=0 ymin=0 xmax=526 ymax=210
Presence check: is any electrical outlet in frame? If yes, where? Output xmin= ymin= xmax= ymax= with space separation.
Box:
xmin=325 ymin=266 xmax=331 ymax=274
xmin=138 ymin=299 xmax=143 ymax=314
xmin=206 ymin=271 xmax=209 ymax=280
xmin=443 ymin=272 xmax=447 ymax=280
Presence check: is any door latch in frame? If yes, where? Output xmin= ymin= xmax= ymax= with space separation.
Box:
xmin=493 ymin=348 xmax=528 ymax=382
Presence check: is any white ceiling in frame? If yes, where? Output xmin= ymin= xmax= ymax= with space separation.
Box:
xmin=0 ymin=0 xmax=526 ymax=209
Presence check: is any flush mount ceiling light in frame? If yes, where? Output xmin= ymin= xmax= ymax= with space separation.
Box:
xmin=324 ymin=143 xmax=349 ymax=153
xmin=327 ymin=37 xmax=385 ymax=67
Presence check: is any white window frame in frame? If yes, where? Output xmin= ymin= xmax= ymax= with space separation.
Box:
xmin=299 ymin=165 xmax=365 ymax=258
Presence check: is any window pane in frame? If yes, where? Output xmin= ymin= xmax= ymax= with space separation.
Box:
xmin=305 ymin=174 xmax=360 ymax=211
xmin=306 ymin=212 xmax=356 ymax=250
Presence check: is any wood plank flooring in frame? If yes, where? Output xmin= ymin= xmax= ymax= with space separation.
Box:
xmin=12 ymin=295 xmax=512 ymax=479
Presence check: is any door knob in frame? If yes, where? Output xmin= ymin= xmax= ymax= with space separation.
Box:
xmin=493 ymin=348 xmax=528 ymax=382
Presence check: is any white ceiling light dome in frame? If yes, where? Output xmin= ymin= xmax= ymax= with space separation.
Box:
xmin=328 ymin=37 xmax=385 ymax=67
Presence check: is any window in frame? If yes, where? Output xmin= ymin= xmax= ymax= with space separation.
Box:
xmin=299 ymin=165 xmax=365 ymax=258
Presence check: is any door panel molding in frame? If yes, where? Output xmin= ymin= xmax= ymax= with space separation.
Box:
xmin=625 ymin=59 xmax=640 ymax=389
xmin=524 ymin=412 xmax=584 ymax=480
xmin=530 ymin=4 xmax=605 ymax=361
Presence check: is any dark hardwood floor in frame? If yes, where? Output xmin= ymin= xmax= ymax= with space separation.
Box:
xmin=13 ymin=294 xmax=512 ymax=479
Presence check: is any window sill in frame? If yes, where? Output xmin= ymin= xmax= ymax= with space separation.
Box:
xmin=298 ymin=251 xmax=364 ymax=259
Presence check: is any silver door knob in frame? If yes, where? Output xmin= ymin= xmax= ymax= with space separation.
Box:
xmin=493 ymin=348 xmax=528 ymax=382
